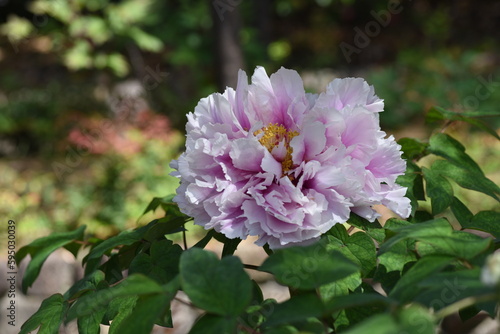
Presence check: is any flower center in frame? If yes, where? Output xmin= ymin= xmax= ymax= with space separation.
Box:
xmin=255 ymin=123 xmax=299 ymax=174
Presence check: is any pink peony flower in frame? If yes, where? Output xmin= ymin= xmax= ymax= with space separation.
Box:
xmin=170 ymin=67 xmax=410 ymax=248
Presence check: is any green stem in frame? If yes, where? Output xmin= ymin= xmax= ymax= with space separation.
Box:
xmin=244 ymin=264 xmax=260 ymax=271
xmin=435 ymin=293 xmax=498 ymax=319
xmin=182 ymin=224 xmax=188 ymax=250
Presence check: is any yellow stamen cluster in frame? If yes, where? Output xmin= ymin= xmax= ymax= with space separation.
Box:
xmin=255 ymin=123 xmax=299 ymax=174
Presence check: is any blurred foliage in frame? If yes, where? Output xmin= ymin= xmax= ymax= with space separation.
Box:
xmin=2 ymin=0 xmax=163 ymax=76
xmin=0 ymin=113 xmax=184 ymax=244
xmin=0 ymin=0 xmax=498 ymax=243
xmin=367 ymin=49 xmax=500 ymax=128
xmin=1 ymin=0 xmax=499 ymax=130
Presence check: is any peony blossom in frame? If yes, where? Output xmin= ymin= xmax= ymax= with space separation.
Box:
xmin=170 ymin=67 xmax=411 ymax=248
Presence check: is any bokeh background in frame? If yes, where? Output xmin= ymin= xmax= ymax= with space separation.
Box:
xmin=1 ymin=0 xmax=499 ymax=246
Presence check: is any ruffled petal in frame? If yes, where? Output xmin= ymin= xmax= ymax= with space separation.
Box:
xmin=171 ymin=67 xmax=411 ymax=249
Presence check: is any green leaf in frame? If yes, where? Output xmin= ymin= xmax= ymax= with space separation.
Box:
xmin=411 ymin=210 xmax=434 ymax=223
xmin=212 ymin=232 xmax=242 ymax=257
xmin=346 ymin=213 xmax=385 ymax=243
xmin=379 ymin=218 xmax=452 ymax=255
xmin=423 ymin=167 xmax=454 ymax=215
xmin=264 ymin=326 xmax=299 ymax=334
xmin=459 ymin=306 xmax=481 ymax=323
xmin=414 ymin=269 xmax=492 ymax=311
xmin=260 ymin=240 xmax=359 ymax=290
xmin=16 ymin=225 xmax=86 ymax=293
xmin=460 ymin=211 xmax=500 ymax=238
xmin=325 ymin=293 xmax=396 ymax=324
xmin=64 ymin=41 xmax=93 ymax=70
xmin=341 ymin=304 xmax=436 ymax=334
xmin=106 ymin=296 xmax=137 ymax=332
xmin=83 ymin=222 xmax=154 ymax=274
xmin=0 ymin=15 xmax=34 ymax=41
xmin=112 ymin=293 xmax=173 ymax=334
xmin=242 ymin=297 xmax=274 ymax=329
xmin=250 ymin=280 xmax=264 ymax=305
xmin=142 ymin=197 xmax=163 ymax=215
xmin=69 ymin=17 xmax=111 ymax=45
xmin=426 ymin=106 xmax=500 ymax=140
xmin=107 ymin=53 xmax=130 ymax=77
xmin=429 ymin=106 xmax=500 ymax=119
xmin=77 ymin=308 xmax=107 ymax=334
xmin=19 ymin=294 xmax=68 ymax=334
xmin=107 ymin=0 xmax=153 ymax=24
xmin=346 ymin=232 xmax=377 ymax=275
xmin=262 ymin=294 xmax=325 ymax=327
xmin=416 ymin=231 xmax=492 ymax=260
xmin=397 ymin=304 xmax=435 ymax=334
xmin=180 ymin=248 xmax=252 ymax=316
xmin=425 ymin=106 xmax=447 ymax=123
xmin=141 ymin=194 xmax=182 ymax=217
xmin=67 ymin=274 xmax=165 ymax=321
xmin=63 ymin=241 xmax=84 ymax=258
xmin=398 ymin=137 xmax=429 ymax=160
xmin=376 ymin=218 xmax=418 ymax=293
xmin=129 ymin=239 xmax=183 ymax=284
xmin=325 ymin=293 xmax=393 ymax=313
xmin=432 ymin=159 xmax=500 ymax=201
xmin=193 ymin=229 xmax=216 ymax=248
xmin=327 ymin=224 xmax=350 ymax=243
xmin=129 ymin=27 xmax=164 ymax=52
xmin=428 ymin=133 xmax=483 ymax=175
xmin=319 ymin=272 xmax=362 ymax=301
xmin=378 ymin=239 xmax=417 ymax=273
xmin=335 ymin=302 xmax=389 ymax=332
xmin=189 ymin=314 xmax=238 ymax=334
xmin=294 ymin=318 xmax=328 ymax=334
xmin=326 ymin=232 xmax=376 ymax=277
xmin=396 ymin=161 xmax=425 ymax=216
xmin=389 ymin=255 xmax=453 ymax=303
xmin=450 ymin=197 xmax=474 ymax=227
xmin=341 ymin=313 xmax=398 ymax=334
xmin=458 ymin=117 xmax=500 ymax=141
xmin=417 ymin=269 xmax=482 ymax=290
xmin=143 ymin=217 xmax=188 ymax=241
xmin=64 ymin=270 xmax=106 ymax=300
xmin=100 ymin=253 xmax=125 ymax=284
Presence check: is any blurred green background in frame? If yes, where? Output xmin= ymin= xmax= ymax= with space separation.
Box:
xmin=0 ymin=0 xmax=499 ymax=244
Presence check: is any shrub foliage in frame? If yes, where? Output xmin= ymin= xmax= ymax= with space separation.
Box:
xmin=17 ymin=108 xmax=500 ymax=334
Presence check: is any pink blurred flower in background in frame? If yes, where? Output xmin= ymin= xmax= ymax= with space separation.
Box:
xmin=171 ymin=67 xmax=411 ymax=248
xmin=67 ymin=110 xmax=175 ymax=156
